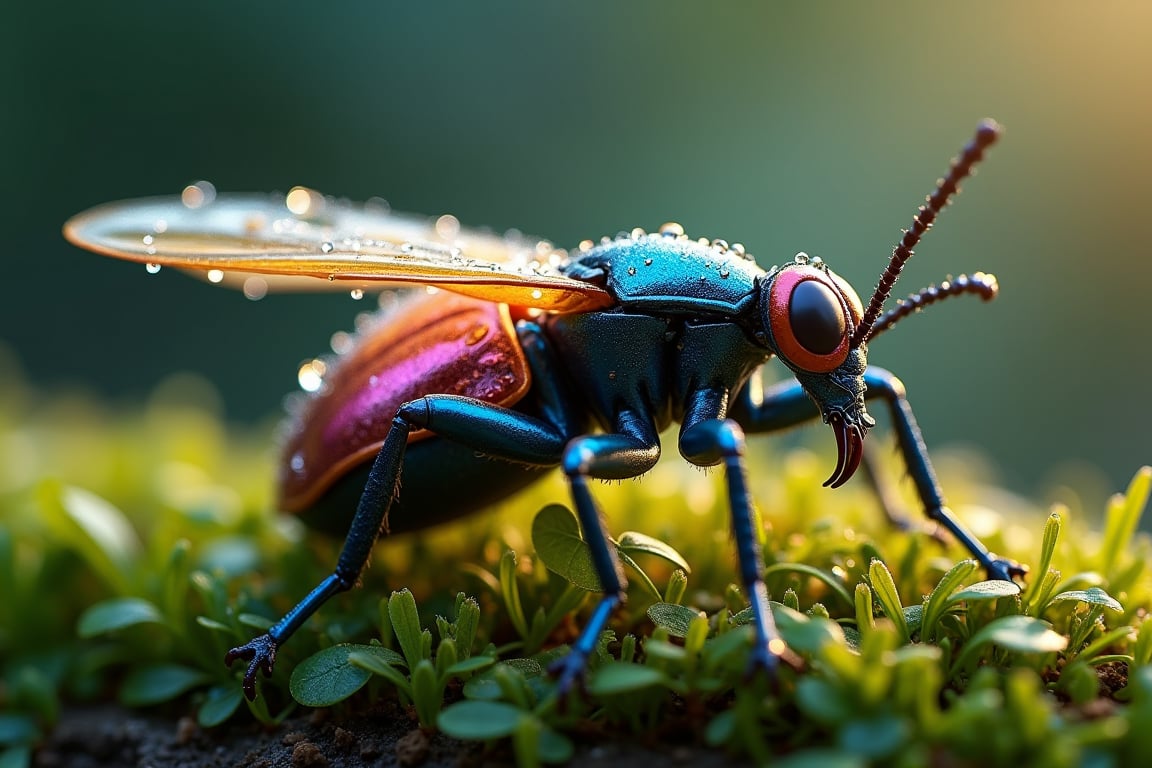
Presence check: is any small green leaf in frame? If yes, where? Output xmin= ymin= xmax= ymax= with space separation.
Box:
xmin=948 ymin=579 xmax=1022 ymax=604
xmin=531 ymin=505 xmax=601 ymax=591
xmin=291 ymin=644 xmax=404 ymax=707
xmin=438 ymin=700 xmax=526 ymax=740
xmin=119 ymin=664 xmax=209 ymax=706
xmin=646 ymin=602 xmax=704 ymax=638
xmin=446 ymin=655 xmax=496 ymax=676
xmin=588 ymin=663 xmax=667 ymax=695
xmin=762 ymin=562 xmax=854 ymax=607
xmin=78 ymin=597 xmax=165 ymax=637
xmin=1049 ymin=587 xmax=1123 ymax=612
xmin=411 ymin=659 xmax=441 ymax=727
xmin=197 ymin=685 xmax=243 ymax=727
xmin=616 ymin=530 xmax=691 ymax=573
xmin=388 ymin=589 xmax=425 ymax=669
xmin=348 ymin=650 xmax=411 ymax=694
xmin=867 ymin=560 xmax=908 ymax=644
xmin=953 ymin=616 xmax=1068 ymax=673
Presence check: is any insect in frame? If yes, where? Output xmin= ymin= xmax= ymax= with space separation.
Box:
xmin=64 ymin=119 xmax=1025 ymax=701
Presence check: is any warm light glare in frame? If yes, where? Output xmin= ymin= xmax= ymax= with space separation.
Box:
xmin=181 ymin=180 xmax=216 ymax=209
xmin=297 ymin=359 xmax=327 ymax=393
xmin=286 ymin=186 xmax=322 ymax=216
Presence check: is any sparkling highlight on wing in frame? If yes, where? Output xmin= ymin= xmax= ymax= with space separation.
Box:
xmin=64 ymin=188 xmax=614 ymax=313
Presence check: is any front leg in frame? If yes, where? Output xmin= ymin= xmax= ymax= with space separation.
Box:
xmin=680 ymin=408 xmax=799 ymax=676
xmin=731 ymin=366 xmax=1025 ymax=583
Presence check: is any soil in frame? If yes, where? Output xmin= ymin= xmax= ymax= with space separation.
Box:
xmin=34 ymin=701 xmax=745 ymax=768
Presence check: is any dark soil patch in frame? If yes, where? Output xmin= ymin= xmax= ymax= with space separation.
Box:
xmin=34 ymin=702 xmax=747 ymax=768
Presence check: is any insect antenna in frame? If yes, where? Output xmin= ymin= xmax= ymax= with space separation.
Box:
xmin=850 ymin=119 xmax=1001 ymax=349
xmin=866 ymin=272 xmax=998 ymax=342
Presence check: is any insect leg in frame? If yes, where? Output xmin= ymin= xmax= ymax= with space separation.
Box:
xmin=226 ymin=326 xmax=579 ymax=700
xmin=551 ymin=411 xmax=661 ymax=694
xmin=680 ymin=402 xmax=798 ymax=676
xmin=731 ymin=368 xmax=1023 ymax=582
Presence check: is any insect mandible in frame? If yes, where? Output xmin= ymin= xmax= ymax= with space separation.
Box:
xmin=64 ymin=119 xmax=1025 ymax=700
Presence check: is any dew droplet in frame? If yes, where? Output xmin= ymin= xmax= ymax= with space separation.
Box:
xmin=181 ymin=181 xmax=216 ymax=209
xmin=350 ymin=288 xmax=365 ymax=301
xmin=330 ymin=331 xmax=353 ymax=354
xmin=530 ymin=289 xmax=543 ymax=301
xmin=368 ymin=374 xmax=380 ymax=387
xmin=630 ymin=227 xmax=646 ymax=239
xmin=720 ymin=269 xmax=730 ymax=279
xmin=578 ymin=239 xmax=594 ymax=252
xmin=321 ymin=241 xmax=335 ymax=253
xmin=627 ymin=266 xmax=637 ymax=276
xmin=145 ymin=263 xmax=162 ymax=274
xmin=142 ymin=234 xmax=154 ymax=246
xmin=207 ymin=269 xmax=225 ymax=284
xmin=243 ymin=276 xmax=268 ymax=300
xmin=290 ymin=452 xmax=306 ymax=474
xmin=152 ymin=219 xmax=168 ymax=234
xmin=435 ymin=213 xmax=460 ymax=240
xmin=297 ymin=359 xmax=327 ymax=392
xmin=644 ymin=258 xmax=653 ymax=266
xmin=286 ymin=186 xmax=322 ymax=216
xmin=659 ymin=222 xmax=684 ymax=237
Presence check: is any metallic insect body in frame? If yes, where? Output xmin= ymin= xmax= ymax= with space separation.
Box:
xmin=64 ymin=120 xmax=1023 ymax=700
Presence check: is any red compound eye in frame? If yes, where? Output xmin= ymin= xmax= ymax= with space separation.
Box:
xmin=766 ymin=266 xmax=853 ymax=373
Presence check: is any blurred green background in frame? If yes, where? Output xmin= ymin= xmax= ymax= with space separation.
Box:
xmin=3 ymin=2 xmax=1150 ymax=502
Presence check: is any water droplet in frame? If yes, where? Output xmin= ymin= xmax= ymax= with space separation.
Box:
xmin=152 ymin=219 xmax=168 ymax=234
xmin=794 ymin=252 xmax=810 ymax=264
xmin=207 ymin=269 xmax=224 ymax=284
xmin=627 ymin=266 xmax=637 ymax=276
xmin=731 ymin=243 xmax=746 ymax=256
xmin=644 ymin=258 xmax=653 ymax=266
xmin=435 ymin=213 xmax=460 ymax=240
xmin=290 ymin=452 xmax=306 ymax=473
xmin=720 ymin=269 xmax=730 ymax=279
xmin=659 ymin=222 xmax=684 ymax=236
xmin=297 ymin=359 xmax=327 ymax=392
xmin=286 ymin=186 xmax=322 ymax=216
xmin=425 ymin=286 xmax=440 ymax=295
xmin=578 ymin=239 xmax=594 ymax=252
xmin=181 ymin=181 xmax=216 ymax=209
xmin=530 ymin=289 xmax=543 ymax=301
xmin=368 ymin=374 xmax=380 ymax=387
xmin=330 ymin=331 xmax=353 ymax=354
xmin=350 ymin=288 xmax=364 ymax=301
xmin=145 ymin=263 xmax=162 ymax=274
xmin=243 ymin=276 xmax=268 ymax=300
xmin=321 ymin=241 xmax=335 ymax=253
xmin=630 ymin=227 xmax=646 ymax=239
xmin=711 ymin=239 xmax=728 ymax=251
xmin=142 ymin=234 xmax=154 ymax=246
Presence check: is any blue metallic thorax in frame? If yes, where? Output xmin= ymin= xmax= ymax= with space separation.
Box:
xmin=561 ymin=233 xmax=767 ymax=318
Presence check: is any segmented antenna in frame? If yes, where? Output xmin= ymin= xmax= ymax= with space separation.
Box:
xmin=850 ymin=119 xmax=1001 ymax=349
xmin=866 ymin=272 xmax=998 ymax=342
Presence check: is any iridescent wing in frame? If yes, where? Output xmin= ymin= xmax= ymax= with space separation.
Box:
xmin=63 ymin=186 xmax=615 ymax=313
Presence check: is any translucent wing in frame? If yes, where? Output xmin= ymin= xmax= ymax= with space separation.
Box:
xmin=63 ymin=187 xmax=614 ymax=313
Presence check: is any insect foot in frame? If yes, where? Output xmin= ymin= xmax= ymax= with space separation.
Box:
xmin=986 ymin=555 xmax=1029 ymax=583
xmin=547 ymin=648 xmax=592 ymax=705
xmin=225 ymin=633 xmax=279 ymax=701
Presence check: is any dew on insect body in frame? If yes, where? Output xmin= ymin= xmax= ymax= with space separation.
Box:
xmin=435 ymin=214 xmax=460 ymax=241
xmin=297 ymin=359 xmax=327 ymax=393
xmin=578 ymin=239 xmax=594 ymax=252
xmin=330 ymin=331 xmax=353 ymax=355
xmin=152 ymin=219 xmax=168 ymax=234
xmin=350 ymin=288 xmax=365 ymax=301
xmin=142 ymin=234 xmax=154 ymax=246
xmin=368 ymin=374 xmax=379 ymax=388
xmin=145 ymin=263 xmax=162 ymax=274
xmin=207 ymin=269 xmax=225 ymax=284
xmin=243 ymin=277 xmax=268 ymax=301
xmin=627 ymin=266 xmax=637 ymax=276
xmin=659 ymin=222 xmax=684 ymax=237
xmin=321 ymin=241 xmax=335 ymax=254
xmin=286 ymin=186 xmax=323 ymax=217
xmin=181 ymin=181 xmax=216 ymax=209
xmin=644 ymin=258 xmax=653 ymax=267
xmin=720 ymin=268 xmax=731 ymax=279
xmin=530 ymin=289 xmax=543 ymax=302
xmin=289 ymin=452 xmax=306 ymax=474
